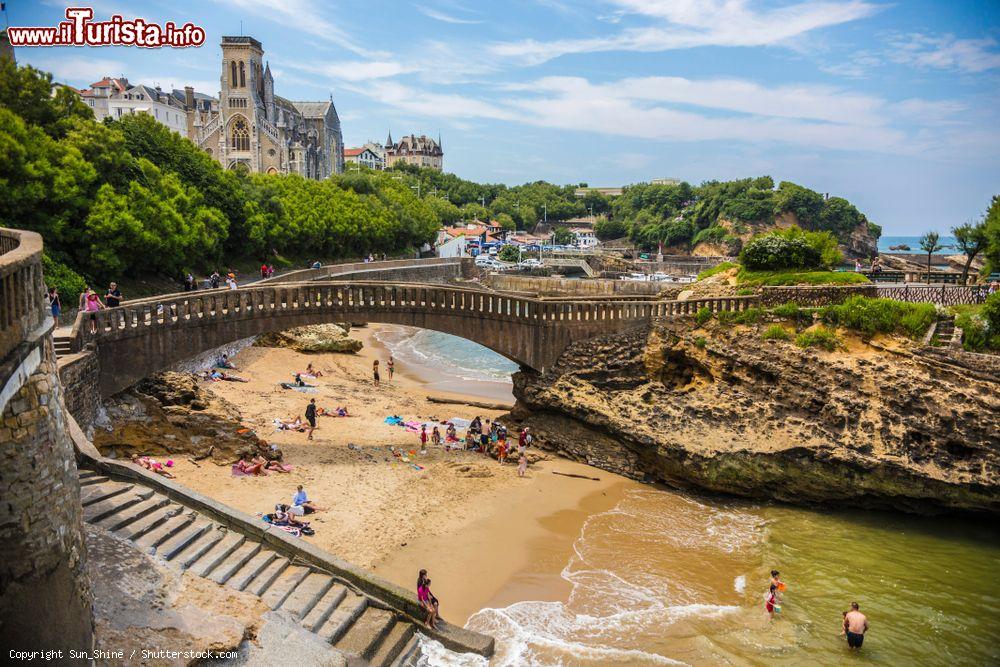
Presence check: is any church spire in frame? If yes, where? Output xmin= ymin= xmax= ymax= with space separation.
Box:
xmin=385 ymin=129 xmax=393 ymax=148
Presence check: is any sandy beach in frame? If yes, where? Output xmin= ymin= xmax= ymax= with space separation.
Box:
xmin=170 ymin=324 xmax=637 ymax=624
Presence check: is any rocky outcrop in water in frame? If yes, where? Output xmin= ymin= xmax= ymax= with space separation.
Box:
xmin=508 ymin=320 xmax=999 ymax=514
xmin=94 ymin=372 xmax=278 ymax=464
xmin=255 ymin=323 xmax=362 ymax=354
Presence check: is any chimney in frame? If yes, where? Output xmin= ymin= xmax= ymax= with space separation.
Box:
xmin=184 ymin=86 xmax=195 ymax=109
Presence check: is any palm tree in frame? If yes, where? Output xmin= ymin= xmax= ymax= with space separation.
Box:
xmin=919 ymin=231 xmax=944 ymax=283
xmin=952 ymin=220 xmax=987 ymax=284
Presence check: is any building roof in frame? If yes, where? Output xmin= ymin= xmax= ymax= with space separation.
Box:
xmin=221 ymin=35 xmax=263 ymax=50
xmin=344 ymin=147 xmax=366 ymax=157
xmin=88 ymin=77 xmax=129 ymax=92
xmin=292 ymin=101 xmax=333 ymax=118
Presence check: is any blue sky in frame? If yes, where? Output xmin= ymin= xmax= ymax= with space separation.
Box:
xmin=10 ymin=0 xmax=1000 ymax=234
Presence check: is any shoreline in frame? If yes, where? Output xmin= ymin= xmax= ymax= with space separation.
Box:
xmin=167 ymin=327 xmax=633 ymax=631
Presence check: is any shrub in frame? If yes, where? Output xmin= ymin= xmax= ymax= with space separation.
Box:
xmin=594 ymin=218 xmax=629 ymax=240
xmin=955 ymin=293 xmax=1000 ymax=351
xmin=772 ymin=302 xmax=801 ymax=319
xmin=692 ymin=225 xmax=728 ymax=246
xmin=773 ymin=226 xmax=843 ymax=268
xmin=762 ymin=324 xmax=791 ymax=341
xmin=737 ymin=288 xmax=755 ymax=296
xmin=735 ymin=307 xmax=764 ymax=324
xmin=497 ymin=245 xmax=520 ymax=262
xmin=795 ymin=326 xmax=840 ymax=351
xmin=694 ymin=336 xmax=707 ymax=348
xmin=822 ymin=296 xmax=936 ymax=339
xmin=697 ymin=261 xmax=738 ymax=281
xmin=983 ymin=291 xmax=1000 ymax=332
xmin=695 ymin=306 xmax=712 ymax=325
xmin=42 ymin=252 xmax=88 ymax=300
xmin=740 ymin=234 xmax=821 ymax=271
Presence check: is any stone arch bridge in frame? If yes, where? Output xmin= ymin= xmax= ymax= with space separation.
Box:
xmin=67 ymin=278 xmax=758 ymax=400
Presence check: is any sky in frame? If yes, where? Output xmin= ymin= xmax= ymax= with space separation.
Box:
xmin=9 ymin=0 xmax=1000 ymax=234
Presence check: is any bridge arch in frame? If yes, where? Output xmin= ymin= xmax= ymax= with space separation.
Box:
xmin=78 ymin=281 xmax=666 ymax=399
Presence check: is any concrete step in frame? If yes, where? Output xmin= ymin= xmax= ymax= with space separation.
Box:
xmin=260 ymin=565 xmax=312 ymax=609
xmin=226 ymin=550 xmax=278 ymax=592
xmin=172 ymin=526 xmax=226 ymax=568
xmin=245 ymin=557 xmax=290 ymax=597
xmin=300 ymin=584 xmax=348 ymax=632
xmin=389 ymin=635 xmax=421 ymax=667
xmin=82 ymin=489 xmax=150 ymax=524
xmin=156 ymin=519 xmax=214 ymax=561
xmin=94 ymin=495 xmax=170 ymax=532
xmin=318 ymin=591 xmax=368 ymax=644
xmin=208 ymin=541 xmax=262 ymax=585
xmin=114 ymin=503 xmax=178 ymax=541
xmin=334 ymin=606 xmax=396 ymax=662
xmin=278 ymin=572 xmax=335 ymax=619
xmin=78 ymin=474 xmax=109 ymax=487
xmin=188 ymin=532 xmax=245 ymax=578
xmin=134 ymin=512 xmax=196 ymax=551
xmin=370 ymin=621 xmax=416 ymax=667
xmin=80 ymin=481 xmax=134 ymax=507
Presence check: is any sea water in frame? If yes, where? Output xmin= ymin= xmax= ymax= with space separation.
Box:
xmin=435 ymin=489 xmax=999 ymax=666
xmin=394 ymin=333 xmax=1000 ymax=666
xmin=374 ymin=325 xmax=519 ymax=384
xmin=878 ymin=235 xmax=958 ymax=254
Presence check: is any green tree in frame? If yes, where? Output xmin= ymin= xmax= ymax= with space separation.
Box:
xmin=983 ymin=195 xmax=1000 ymax=275
xmin=0 ymin=60 xmax=92 ymax=138
xmin=497 ymin=244 xmax=520 ymax=262
xmin=773 ymin=181 xmax=824 ymax=226
xmin=594 ymin=218 xmax=629 ymax=240
xmin=952 ymin=219 xmax=988 ymax=284
xmin=552 ymin=227 xmax=576 ymax=246
xmin=918 ymin=231 xmax=944 ymax=283
xmin=495 ymin=212 xmax=516 ymax=232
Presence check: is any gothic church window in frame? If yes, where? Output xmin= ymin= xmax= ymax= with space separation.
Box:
xmin=239 ymin=61 xmax=246 ymax=88
xmin=230 ymin=117 xmax=250 ymax=151
xmin=230 ymin=61 xmax=237 ymax=87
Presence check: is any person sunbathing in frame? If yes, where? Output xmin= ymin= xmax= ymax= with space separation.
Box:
xmin=252 ymin=455 xmax=291 ymax=473
xmin=317 ymin=406 xmax=350 ymax=417
xmin=271 ymin=503 xmax=306 ymax=526
xmin=276 ymin=417 xmax=306 ymax=431
xmin=235 ymin=458 xmax=266 ymax=476
xmin=304 ymin=363 xmax=323 ymax=377
xmin=131 ymin=454 xmax=176 ymax=478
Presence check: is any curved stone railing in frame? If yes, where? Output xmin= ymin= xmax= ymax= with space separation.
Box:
xmin=260 ymin=256 xmax=465 ymax=285
xmin=0 ymin=228 xmax=48 ymax=366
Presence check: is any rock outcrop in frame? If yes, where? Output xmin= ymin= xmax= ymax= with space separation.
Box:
xmin=94 ymin=372 xmax=278 ymax=464
xmin=255 ymin=323 xmax=362 ymax=354
xmin=507 ymin=320 xmax=999 ymax=515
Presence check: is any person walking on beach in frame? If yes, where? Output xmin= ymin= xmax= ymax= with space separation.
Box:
xmin=305 ymin=399 xmax=317 ymax=440
xmin=387 ymin=356 xmax=395 ymax=382
xmin=47 ymin=287 xmax=61 ymax=325
xmin=844 ymin=602 xmax=868 ymax=650
xmin=518 ymin=453 xmax=528 ymax=477
xmin=373 ymin=359 xmax=380 ymax=387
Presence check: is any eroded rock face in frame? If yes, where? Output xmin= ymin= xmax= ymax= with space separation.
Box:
xmin=508 ymin=321 xmax=1000 ymax=514
xmin=94 ymin=371 xmax=277 ymax=464
xmin=255 ymin=324 xmax=362 ymax=354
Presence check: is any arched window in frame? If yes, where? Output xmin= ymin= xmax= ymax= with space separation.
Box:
xmin=239 ymin=61 xmax=246 ymax=88
xmin=230 ymin=117 xmax=250 ymax=151
xmin=230 ymin=61 xmax=237 ymax=87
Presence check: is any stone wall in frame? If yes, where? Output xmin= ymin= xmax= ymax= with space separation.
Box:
xmin=485 ymin=274 xmax=664 ymax=297
xmin=58 ymin=350 xmax=101 ymax=433
xmin=0 ymin=337 xmax=93 ymax=653
xmin=759 ymin=284 xmax=877 ymax=307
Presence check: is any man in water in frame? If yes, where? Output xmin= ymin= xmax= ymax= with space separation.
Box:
xmin=844 ymin=602 xmax=868 ymax=650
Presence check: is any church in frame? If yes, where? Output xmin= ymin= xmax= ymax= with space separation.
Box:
xmin=190 ymin=36 xmax=344 ymax=178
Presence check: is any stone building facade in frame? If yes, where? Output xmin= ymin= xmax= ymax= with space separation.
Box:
xmin=384 ymin=132 xmax=443 ymax=170
xmin=191 ymin=36 xmax=344 ymax=178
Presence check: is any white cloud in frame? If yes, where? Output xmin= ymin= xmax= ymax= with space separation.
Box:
xmin=416 ymin=5 xmax=483 ymax=25
xmin=888 ymin=33 xmax=1000 ymax=73
xmin=310 ymin=61 xmax=417 ymax=82
xmin=491 ymin=0 xmax=879 ymax=64
xmin=26 ymin=55 xmax=128 ymax=83
xmin=215 ymin=0 xmax=384 ymax=58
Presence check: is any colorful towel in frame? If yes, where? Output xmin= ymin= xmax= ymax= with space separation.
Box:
xmin=384 ymin=416 xmax=404 ymax=426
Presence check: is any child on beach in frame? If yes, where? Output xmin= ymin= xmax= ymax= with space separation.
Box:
xmin=417 ymin=570 xmax=438 ymax=629
xmin=420 ymin=425 xmax=428 ymax=452
xmin=431 ymin=426 xmax=441 ymax=446
xmin=497 ymin=437 xmax=508 ymax=465
xmin=373 ymin=360 xmax=380 ymax=387
xmin=518 ymin=453 xmax=528 ymax=477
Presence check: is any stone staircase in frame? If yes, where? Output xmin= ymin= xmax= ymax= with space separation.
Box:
xmin=78 ymin=469 xmax=422 ymax=666
xmin=53 ymin=333 xmax=74 ymax=358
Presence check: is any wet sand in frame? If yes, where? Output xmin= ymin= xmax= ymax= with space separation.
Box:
xmin=172 ymin=324 xmax=634 ymax=625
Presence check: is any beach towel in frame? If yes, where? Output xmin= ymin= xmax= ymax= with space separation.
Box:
xmin=232 ymin=464 xmax=251 ymax=477
xmin=404 ymin=420 xmax=422 ymax=432
xmin=279 ymin=382 xmax=317 ymax=393
xmin=447 ymin=417 xmax=472 ymax=428
xmin=384 ymin=416 xmax=404 ymax=426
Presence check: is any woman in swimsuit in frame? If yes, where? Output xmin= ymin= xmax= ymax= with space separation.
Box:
xmin=386 ymin=356 xmax=394 ymax=381
xmin=131 ymin=455 xmax=176 ymax=478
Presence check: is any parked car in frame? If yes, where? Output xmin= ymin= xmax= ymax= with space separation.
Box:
xmin=520 ymin=258 xmax=543 ymax=268
xmin=475 ymin=254 xmax=496 ymax=267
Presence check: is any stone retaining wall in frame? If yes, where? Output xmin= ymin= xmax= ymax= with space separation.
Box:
xmin=58 ymin=350 xmax=101 ymax=433
xmin=486 ymin=274 xmax=664 ymax=297
xmin=759 ymin=285 xmax=877 ymax=307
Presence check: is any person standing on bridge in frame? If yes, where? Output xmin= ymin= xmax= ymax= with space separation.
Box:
xmin=105 ymin=282 xmax=122 ymax=308
xmin=47 ymin=287 xmax=61 ymax=325
xmin=305 ymin=399 xmax=317 ymax=441
xmin=84 ymin=289 xmax=105 ymax=334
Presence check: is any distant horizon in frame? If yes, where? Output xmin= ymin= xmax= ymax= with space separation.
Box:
xmin=13 ymin=0 xmax=999 ymax=235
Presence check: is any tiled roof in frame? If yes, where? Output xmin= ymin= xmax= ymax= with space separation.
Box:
xmin=344 ymin=147 xmax=365 ymax=157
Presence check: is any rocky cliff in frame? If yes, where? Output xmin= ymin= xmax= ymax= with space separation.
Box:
xmin=508 ymin=320 xmax=999 ymax=514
